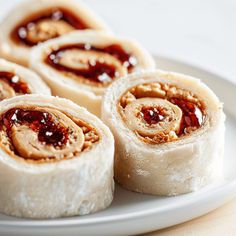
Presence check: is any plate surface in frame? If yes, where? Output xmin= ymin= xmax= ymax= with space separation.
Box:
xmin=0 ymin=57 xmax=236 ymax=236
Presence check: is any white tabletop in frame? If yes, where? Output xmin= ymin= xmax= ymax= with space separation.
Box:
xmin=84 ymin=0 xmax=236 ymax=82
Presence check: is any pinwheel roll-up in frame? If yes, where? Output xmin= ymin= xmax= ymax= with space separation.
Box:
xmin=0 ymin=0 xmax=109 ymax=66
xmin=0 ymin=58 xmax=50 ymax=101
xmin=102 ymin=70 xmax=225 ymax=196
xmin=0 ymin=95 xmax=114 ymax=218
xmin=30 ymin=31 xmax=155 ymax=116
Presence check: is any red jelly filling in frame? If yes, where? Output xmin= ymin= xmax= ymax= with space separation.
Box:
xmin=46 ymin=44 xmax=136 ymax=84
xmin=1 ymin=108 xmax=68 ymax=147
xmin=170 ymin=98 xmax=203 ymax=134
xmin=0 ymin=72 xmax=29 ymax=94
xmin=140 ymin=106 xmax=165 ymax=125
xmin=11 ymin=8 xmax=90 ymax=46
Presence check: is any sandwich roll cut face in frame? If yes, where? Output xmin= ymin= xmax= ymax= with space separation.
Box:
xmin=30 ymin=31 xmax=155 ymax=116
xmin=0 ymin=94 xmax=114 ymax=218
xmin=0 ymin=0 xmax=110 ymax=66
xmin=102 ymin=70 xmax=225 ymax=196
xmin=0 ymin=58 xmax=50 ymax=101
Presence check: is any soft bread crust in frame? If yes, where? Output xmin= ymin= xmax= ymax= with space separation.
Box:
xmin=101 ymin=70 xmax=225 ymax=196
xmin=30 ymin=30 xmax=155 ymax=116
xmin=0 ymin=0 xmax=110 ymax=66
xmin=0 ymin=94 xmax=114 ymax=218
xmin=0 ymin=58 xmax=51 ymax=95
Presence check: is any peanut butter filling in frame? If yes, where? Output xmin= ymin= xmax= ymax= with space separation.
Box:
xmin=45 ymin=44 xmax=137 ymax=87
xmin=0 ymin=106 xmax=99 ymax=163
xmin=118 ymin=82 xmax=205 ymax=144
xmin=11 ymin=8 xmax=90 ymax=46
xmin=0 ymin=72 xmax=30 ymax=101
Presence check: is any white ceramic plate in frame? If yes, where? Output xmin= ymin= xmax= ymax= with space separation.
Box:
xmin=0 ymin=56 xmax=235 ymax=236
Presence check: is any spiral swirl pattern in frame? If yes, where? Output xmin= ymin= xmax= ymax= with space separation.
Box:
xmin=119 ymin=82 xmax=205 ymax=144
xmin=45 ymin=43 xmax=137 ymax=87
xmin=11 ymin=8 xmax=89 ymax=46
xmin=0 ymin=106 xmax=99 ymax=162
